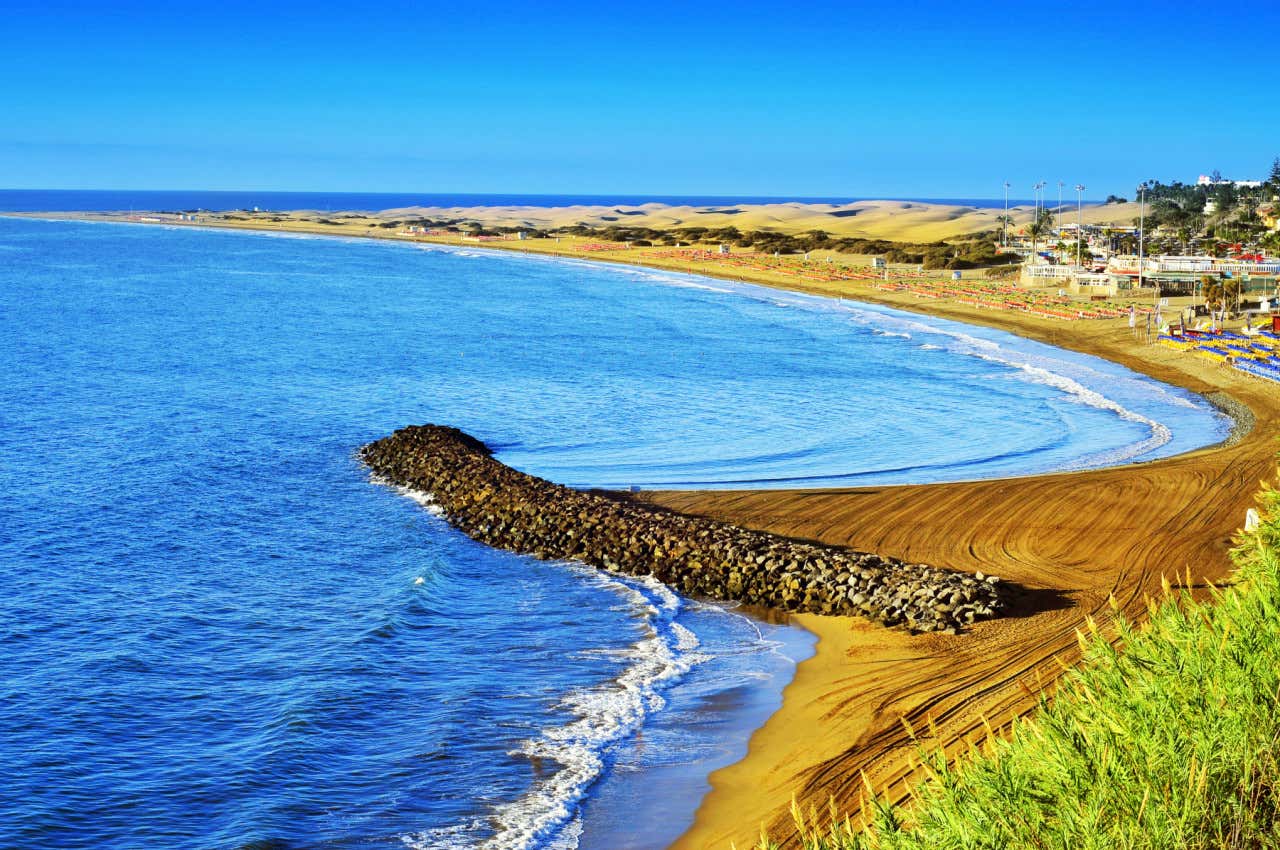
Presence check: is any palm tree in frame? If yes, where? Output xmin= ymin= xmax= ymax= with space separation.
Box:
xmin=995 ymin=214 xmax=1014 ymax=240
xmin=1025 ymin=208 xmax=1053 ymax=256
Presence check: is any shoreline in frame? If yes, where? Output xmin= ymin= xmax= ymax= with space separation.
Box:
xmin=9 ymin=210 xmax=1249 ymax=460
xmin=11 ymin=211 xmax=1279 ymax=849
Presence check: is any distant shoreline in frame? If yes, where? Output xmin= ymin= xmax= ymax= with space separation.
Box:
xmin=0 ymin=188 xmax=1066 ymax=211
xmin=1 ymin=192 xmax=1140 ymax=244
xmin=9 ymin=209 xmax=1276 ymax=850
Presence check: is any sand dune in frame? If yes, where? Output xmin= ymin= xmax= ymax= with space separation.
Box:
xmin=24 ymin=198 xmax=1147 ymax=245
xmin=374 ymin=199 xmax=1146 ymax=243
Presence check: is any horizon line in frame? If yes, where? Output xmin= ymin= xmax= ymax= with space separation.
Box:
xmin=0 ymin=187 xmax=1120 ymax=206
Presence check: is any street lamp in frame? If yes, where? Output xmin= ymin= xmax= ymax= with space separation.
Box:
xmin=1031 ymin=182 xmax=1046 ymax=258
xmin=1138 ymin=182 xmax=1148 ymax=300
xmin=1075 ymin=184 xmax=1086 ymax=267
xmin=1057 ymin=180 xmax=1065 ymax=229
xmin=1033 ymin=181 xmax=1046 ymax=238
xmin=1003 ymin=181 xmax=1011 ymax=247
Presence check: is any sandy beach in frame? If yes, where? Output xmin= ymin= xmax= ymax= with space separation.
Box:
xmin=20 ymin=207 xmax=1279 ymax=849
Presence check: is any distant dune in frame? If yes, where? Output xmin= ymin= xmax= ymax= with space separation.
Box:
xmin=373 ymin=199 xmax=1146 ymax=243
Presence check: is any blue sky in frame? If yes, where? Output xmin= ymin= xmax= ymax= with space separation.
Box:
xmin=1 ymin=0 xmax=1276 ymax=199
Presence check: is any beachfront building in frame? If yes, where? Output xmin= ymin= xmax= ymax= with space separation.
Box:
xmin=1197 ymin=174 xmax=1264 ymax=189
xmin=1117 ymin=256 xmax=1280 ymax=277
xmin=1018 ymin=252 xmax=1280 ymax=297
xmin=1101 ymin=255 xmax=1280 ymax=296
xmin=1020 ymin=262 xmax=1127 ymax=295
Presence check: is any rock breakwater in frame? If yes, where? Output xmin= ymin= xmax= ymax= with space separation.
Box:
xmin=361 ymin=425 xmax=1005 ymax=633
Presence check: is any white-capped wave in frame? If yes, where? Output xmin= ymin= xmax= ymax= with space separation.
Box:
xmin=469 ymin=572 xmax=706 ymax=850
xmin=829 ymin=301 xmax=1202 ymax=466
xmin=396 ymin=486 xmax=445 ymax=518
xmin=972 ymin=352 xmax=1172 ymax=465
xmin=369 ymin=471 xmax=447 ymax=518
xmin=398 ymin=571 xmax=708 ymax=850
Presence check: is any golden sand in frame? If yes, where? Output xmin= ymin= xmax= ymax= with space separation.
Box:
xmin=377 ymin=199 xmax=1143 ymax=242
xmin=20 ymin=197 xmax=1143 ymax=245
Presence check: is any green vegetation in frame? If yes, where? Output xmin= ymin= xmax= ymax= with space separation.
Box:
xmin=553 ymin=223 xmax=1017 ymax=270
xmin=763 ymin=476 xmax=1280 ymax=850
xmin=1025 ymin=208 xmax=1053 ymax=255
xmin=387 ymin=214 xmax=1021 ymax=270
xmin=1138 ymin=156 xmax=1280 ymax=255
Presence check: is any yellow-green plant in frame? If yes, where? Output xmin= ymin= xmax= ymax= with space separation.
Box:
xmin=761 ymin=475 xmax=1280 ymax=850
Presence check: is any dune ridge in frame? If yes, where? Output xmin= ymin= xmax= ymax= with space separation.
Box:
xmin=376 ymin=199 xmax=1144 ymax=242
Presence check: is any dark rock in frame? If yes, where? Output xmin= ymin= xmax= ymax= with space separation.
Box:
xmin=360 ymin=425 xmax=1006 ymax=633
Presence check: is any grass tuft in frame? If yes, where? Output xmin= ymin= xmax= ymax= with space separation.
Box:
xmin=760 ymin=474 xmax=1280 ymax=850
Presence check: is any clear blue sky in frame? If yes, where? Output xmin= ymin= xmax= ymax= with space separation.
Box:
xmin=2 ymin=0 xmax=1276 ymax=199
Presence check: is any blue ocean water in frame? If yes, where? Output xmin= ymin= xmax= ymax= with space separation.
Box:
xmin=0 ymin=189 xmax=1024 ymax=213
xmin=0 ymin=218 xmax=1228 ymax=850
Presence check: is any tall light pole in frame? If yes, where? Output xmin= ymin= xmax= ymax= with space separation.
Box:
xmin=1057 ymin=180 xmax=1065 ymax=229
xmin=1138 ymin=182 xmax=1147 ymax=297
xmin=1003 ymin=181 xmax=1011 ymax=247
xmin=1075 ymin=184 xmax=1086 ymax=267
xmin=1032 ymin=182 xmax=1046 ymax=257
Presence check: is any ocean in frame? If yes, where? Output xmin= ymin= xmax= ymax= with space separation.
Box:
xmin=0 ymin=217 xmax=1228 ymax=849
xmin=0 ymin=189 xmax=1025 ymax=213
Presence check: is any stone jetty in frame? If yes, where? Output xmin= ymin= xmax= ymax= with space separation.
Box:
xmin=361 ymin=425 xmax=1005 ymax=633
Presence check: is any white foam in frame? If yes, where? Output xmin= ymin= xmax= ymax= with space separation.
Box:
xmin=395 ymin=567 xmax=780 ymax=850
xmin=463 ymin=572 xmax=706 ymax=850
xmin=826 ymin=301 xmax=1193 ymax=466
xmin=973 ymin=352 xmax=1172 ymax=466
xmin=367 ymin=469 xmax=450 ymax=518
xmin=393 ymin=484 xmax=445 ymax=517
xmin=401 ymin=822 xmax=489 ymax=850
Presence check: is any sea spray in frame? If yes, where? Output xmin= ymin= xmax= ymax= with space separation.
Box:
xmin=477 ymin=576 xmax=707 ymax=850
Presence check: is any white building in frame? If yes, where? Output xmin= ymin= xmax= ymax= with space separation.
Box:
xmin=1197 ymin=174 xmax=1263 ymax=189
xmin=1141 ymin=256 xmax=1280 ymax=276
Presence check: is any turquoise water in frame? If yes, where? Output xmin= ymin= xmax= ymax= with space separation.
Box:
xmin=0 ymin=218 xmax=1227 ymax=849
